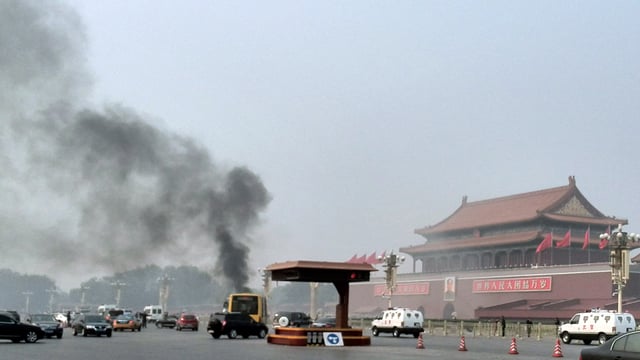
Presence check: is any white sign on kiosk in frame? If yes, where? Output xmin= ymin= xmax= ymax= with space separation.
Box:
xmin=322 ymin=332 xmax=344 ymax=346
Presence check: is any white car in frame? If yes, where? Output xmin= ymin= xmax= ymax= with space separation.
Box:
xmin=53 ymin=313 xmax=68 ymax=325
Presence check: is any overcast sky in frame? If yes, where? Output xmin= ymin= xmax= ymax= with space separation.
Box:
xmin=3 ymin=1 xmax=640 ymax=290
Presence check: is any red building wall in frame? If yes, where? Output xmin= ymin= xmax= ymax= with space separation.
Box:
xmin=348 ymin=264 xmax=630 ymax=321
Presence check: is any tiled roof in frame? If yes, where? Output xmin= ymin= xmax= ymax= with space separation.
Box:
xmin=414 ymin=176 xmax=622 ymax=236
xmin=401 ymin=230 xmax=541 ymax=254
xmin=401 ymin=230 xmax=639 ymax=255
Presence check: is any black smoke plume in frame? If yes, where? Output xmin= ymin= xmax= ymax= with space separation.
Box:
xmin=0 ymin=0 xmax=270 ymax=292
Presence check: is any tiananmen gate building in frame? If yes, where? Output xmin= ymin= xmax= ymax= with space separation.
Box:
xmin=348 ymin=176 xmax=640 ymax=321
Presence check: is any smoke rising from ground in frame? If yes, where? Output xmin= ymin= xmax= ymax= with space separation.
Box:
xmin=0 ymin=0 xmax=270 ymax=292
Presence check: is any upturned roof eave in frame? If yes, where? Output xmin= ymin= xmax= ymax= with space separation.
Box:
xmin=414 ymin=213 xmax=545 ymax=237
xmin=540 ymin=213 xmax=627 ymax=226
xmin=402 ymin=230 xmax=542 ymax=254
xmin=414 ymin=177 xmax=617 ymax=237
xmin=415 ymin=182 xmax=574 ymax=236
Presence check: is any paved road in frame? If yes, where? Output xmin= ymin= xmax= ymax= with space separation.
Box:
xmin=0 ymin=326 xmax=589 ymax=360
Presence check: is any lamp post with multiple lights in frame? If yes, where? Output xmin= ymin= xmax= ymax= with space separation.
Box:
xmin=378 ymin=251 xmax=405 ymax=309
xmin=600 ymin=224 xmax=640 ymax=313
xmin=111 ymin=280 xmax=127 ymax=308
xmin=158 ymin=274 xmax=173 ymax=314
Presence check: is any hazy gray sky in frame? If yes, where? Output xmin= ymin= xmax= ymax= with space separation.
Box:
xmin=3 ymin=0 xmax=639 ymax=290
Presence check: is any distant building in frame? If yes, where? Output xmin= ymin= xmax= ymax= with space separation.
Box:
xmin=349 ymin=176 xmax=640 ymax=321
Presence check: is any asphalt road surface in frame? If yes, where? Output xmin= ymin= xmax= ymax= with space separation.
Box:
xmin=1 ymin=326 xmax=590 ymax=360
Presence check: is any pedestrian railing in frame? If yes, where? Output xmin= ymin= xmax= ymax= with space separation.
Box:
xmin=355 ymin=318 xmax=559 ymax=340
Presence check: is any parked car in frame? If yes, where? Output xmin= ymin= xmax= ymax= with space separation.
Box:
xmin=0 ymin=311 xmax=45 ymax=343
xmin=272 ymin=311 xmax=312 ymax=327
xmin=580 ymin=330 xmax=640 ymax=360
xmin=72 ymin=313 xmax=113 ymax=337
xmin=176 ymin=313 xmax=199 ymax=331
xmin=29 ymin=313 xmax=64 ymax=339
xmin=207 ymin=312 xmax=268 ymax=339
xmin=155 ymin=314 xmax=178 ymax=329
xmin=0 ymin=310 xmax=21 ymax=322
xmin=311 ymin=316 xmax=337 ymax=328
xmin=112 ymin=314 xmax=141 ymax=332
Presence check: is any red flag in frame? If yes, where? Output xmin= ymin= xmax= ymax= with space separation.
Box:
xmin=365 ymin=251 xmax=377 ymax=264
xmin=377 ymin=251 xmax=386 ymax=264
xmin=536 ymin=232 xmax=553 ymax=253
xmin=346 ymin=254 xmax=358 ymax=263
xmin=556 ymin=230 xmax=571 ymax=248
xmin=582 ymin=226 xmax=590 ymax=250
xmin=599 ymin=225 xmax=611 ymax=249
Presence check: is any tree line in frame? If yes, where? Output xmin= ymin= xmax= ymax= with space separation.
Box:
xmin=0 ymin=266 xmax=339 ymax=317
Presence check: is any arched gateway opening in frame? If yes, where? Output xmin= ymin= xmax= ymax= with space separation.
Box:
xmin=265 ymin=260 xmax=376 ymax=346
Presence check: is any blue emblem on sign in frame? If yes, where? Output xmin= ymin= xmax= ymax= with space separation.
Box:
xmin=326 ymin=333 xmax=340 ymax=345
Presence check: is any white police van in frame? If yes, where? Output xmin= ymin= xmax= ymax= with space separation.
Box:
xmin=371 ymin=308 xmax=424 ymax=338
xmin=143 ymin=305 xmax=164 ymax=323
xmin=559 ymin=309 xmax=636 ymax=345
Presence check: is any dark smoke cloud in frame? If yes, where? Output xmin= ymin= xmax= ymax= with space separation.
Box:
xmin=0 ymin=0 xmax=270 ymax=292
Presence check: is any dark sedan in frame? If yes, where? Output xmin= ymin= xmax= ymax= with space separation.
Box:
xmin=0 ymin=311 xmax=45 ymax=343
xmin=310 ymin=316 xmax=337 ymax=328
xmin=29 ymin=313 xmax=64 ymax=339
xmin=207 ymin=312 xmax=268 ymax=339
xmin=72 ymin=313 xmax=113 ymax=337
xmin=580 ymin=330 xmax=640 ymax=360
xmin=155 ymin=315 xmax=178 ymax=329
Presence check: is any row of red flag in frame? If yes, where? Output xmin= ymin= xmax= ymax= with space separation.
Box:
xmin=536 ymin=225 xmax=611 ymax=253
xmin=345 ymin=251 xmax=387 ymax=264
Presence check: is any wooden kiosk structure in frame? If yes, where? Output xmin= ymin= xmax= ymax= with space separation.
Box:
xmin=265 ymin=260 xmax=376 ymax=346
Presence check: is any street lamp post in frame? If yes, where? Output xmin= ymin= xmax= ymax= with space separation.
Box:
xmin=258 ymin=268 xmax=271 ymax=320
xmin=46 ymin=288 xmax=58 ymax=313
xmin=600 ymin=224 xmax=640 ymax=313
xmin=258 ymin=268 xmax=271 ymax=296
xmin=22 ymin=291 xmax=33 ymax=313
xmin=80 ymin=284 xmax=90 ymax=306
xmin=378 ymin=251 xmax=405 ymax=309
xmin=111 ymin=280 xmax=127 ymax=308
xmin=157 ymin=274 xmax=173 ymax=314
xmin=309 ymin=282 xmax=319 ymax=319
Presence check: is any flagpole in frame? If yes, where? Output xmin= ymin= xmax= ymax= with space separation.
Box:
xmin=569 ymin=238 xmax=572 ymax=265
xmin=587 ymin=226 xmax=591 ymax=264
xmin=551 ymin=229 xmax=554 ymax=266
xmin=569 ymin=228 xmax=572 ymax=265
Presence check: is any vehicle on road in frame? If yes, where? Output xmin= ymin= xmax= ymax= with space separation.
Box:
xmin=0 ymin=310 xmax=21 ymax=322
xmin=176 ymin=313 xmax=199 ymax=331
xmin=112 ymin=314 xmax=142 ymax=332
xmin=28 ymin=313 xmax=64 ymax=339
xmin=155 ymin=314 xmax=178 ymax=329
xmin=371 ymin=308 xmax=424 ymax=338
xmin=225 ymin=293 xmax=268 ymax=323
xmin=580 ymin=330 xmax=640 ymax=360
xmin=272 ymin=311 xmax=312 ymax=327
xmin=311 ymin=316 xmax=337 ymax=328
xmin=72 ymin=313 xmax=113 ymax=337
xmin=104 ymin=309 xmax=124 ymax=324
xmin=144 ymin=305 xmax=163 ymax=323
xmin=0 ymin=311 xmax=45 ymax=343
xmin=207 ymin=312 xmax=268 ymax=339
xmin=559 ymin=310 xmax=636 ymax=345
